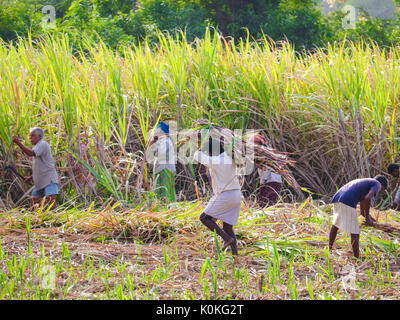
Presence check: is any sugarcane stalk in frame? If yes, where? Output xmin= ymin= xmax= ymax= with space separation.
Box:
xmin=5 ymin=164 xmax=25 ymax=181
xmin=369 ymin=222 xmax=400 ymax=235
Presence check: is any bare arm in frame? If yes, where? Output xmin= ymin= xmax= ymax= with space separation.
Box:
xmin=360 ymin=198 xmax=371 ymax=218
xmin=364 ymin=189 xmax=376 ymax=201
xmin=12 ymin=136 xmax=35 ymax=157
xmin=360 ymin=189 xmax=377 ymax=225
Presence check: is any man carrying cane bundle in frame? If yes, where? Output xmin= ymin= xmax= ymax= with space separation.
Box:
xmin=193 ymin=136 xmax=242 ymax=256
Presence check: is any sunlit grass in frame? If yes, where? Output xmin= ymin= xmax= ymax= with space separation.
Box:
xmin=1 ymin=30 xmax=400 ymax=205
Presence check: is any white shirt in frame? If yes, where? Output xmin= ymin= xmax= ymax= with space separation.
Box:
xmin=193 ymin=151 xmax=241 ymax=194
xmin=32 ymin=139 xmax=59 ymax=190
xmin=153 ymin=136 xmax=176 ymax=174
xmin=257 ymin=167 xmax=282 ymax=184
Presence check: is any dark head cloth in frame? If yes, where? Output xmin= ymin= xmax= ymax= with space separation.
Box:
xmin=157 ymin=122 xmax=169 ymax=134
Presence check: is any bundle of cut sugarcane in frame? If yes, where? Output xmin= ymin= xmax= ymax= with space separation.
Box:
xmin=248 ymin=140 xmax=299 ymax=188
xmin=180 ymin=119 xmax=300 ymax=189
xmin=367 ymin=222 xmax=400 ymax=236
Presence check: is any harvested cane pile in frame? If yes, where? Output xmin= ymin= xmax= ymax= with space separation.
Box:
xmin=179 ymin=119 xmax=300 ymax=189
xmin=369 ymin=222 xmax=400 ymax=236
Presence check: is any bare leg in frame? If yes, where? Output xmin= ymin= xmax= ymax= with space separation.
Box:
xmin=200 ymin=213 xmax=233 ymax=249
xmin=329 ymin=225 xmax=339 ymax=251
xmin=350 ymin=233 xmax=360 ymax=258
xmin=223 ymin=222 xmax=238 ymax=255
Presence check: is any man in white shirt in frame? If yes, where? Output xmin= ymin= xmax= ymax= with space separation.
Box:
xmin=249 ymin=133 xmax=283 ymax=207
xmin=257 ymin=167 xmax=283 ymax=207
xmin=193 ymin=136 xmax=242 ymax=255
xmin=12 ymin=127 xmax=59 ymax=208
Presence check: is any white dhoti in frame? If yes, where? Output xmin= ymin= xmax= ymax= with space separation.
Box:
xmin=332 ymin=202 xmax=360 ymax=235
xmin=204 ymin=189 xmax=242 ymax=226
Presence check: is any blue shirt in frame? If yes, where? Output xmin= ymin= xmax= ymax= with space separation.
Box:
xmin=332 ymin=178 xmax=382 ymax=209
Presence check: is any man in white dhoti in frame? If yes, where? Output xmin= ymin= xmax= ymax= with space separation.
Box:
xmin=193 ymin=137 xmax=242 ymax=255
xmin=329 ymin=176 xmax=387 ymax=258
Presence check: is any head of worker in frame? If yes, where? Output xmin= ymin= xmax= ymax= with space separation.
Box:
xmin=29 ymin=127 xmax=44 ymax=145
xmin=157 ymin=122 xmax=169 ymax=135
xmin=374 ymin=175 xmax=388 ymax=195
xmin=388 ymin=164 xmax=400 ymax=178
xmin=151 ymin=121 xmax=169 ymax=143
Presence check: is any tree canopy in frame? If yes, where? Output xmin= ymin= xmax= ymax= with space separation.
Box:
xmin=0 ymin=0 xmax=399 ymax=49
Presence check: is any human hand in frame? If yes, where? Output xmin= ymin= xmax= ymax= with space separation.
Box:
xmin=24 ymin=176 xmax=32 ymax=183
xmin=12 ymin=135 xmax=21 ymax=144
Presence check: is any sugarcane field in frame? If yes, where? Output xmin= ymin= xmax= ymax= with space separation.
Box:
xmin=2 ymin=1 xmax=400 ymax=304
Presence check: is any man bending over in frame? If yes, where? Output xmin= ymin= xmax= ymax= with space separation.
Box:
xmin=329 ymin=175 xmax=387 ymax=258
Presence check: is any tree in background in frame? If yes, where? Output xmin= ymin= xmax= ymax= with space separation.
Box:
xmin=61 ymin=0 xmax=136 ymax=47
xmin=60 ymin=0 xmax=208 ymax=45
xmin=0 ymin=0 xmax=399 ymax=49
xmin=193 ymin=0 xmax=276 ymax=36
xmin=325 ymin=0 xmax=400 ymax=47
xmin=267 ymin=0 xmax=332 ymax=49
xmin=0 ymin=0 xmax=42 ymax=41
xmin=135 ymin=0 xmax=208 ymax=41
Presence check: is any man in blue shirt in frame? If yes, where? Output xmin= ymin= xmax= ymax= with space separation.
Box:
xmin=149 ymin=122 xmax=177 ymax=203
xmin=329 ymin=175 xmax=388 ymax=258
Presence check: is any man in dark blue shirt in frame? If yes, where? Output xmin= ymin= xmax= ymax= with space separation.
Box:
xmin=329 ymin=175 xmax=388 ymax=258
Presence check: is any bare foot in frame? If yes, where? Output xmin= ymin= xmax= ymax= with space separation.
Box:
xmin=222 ymin=238 xmax=234 ymax=251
